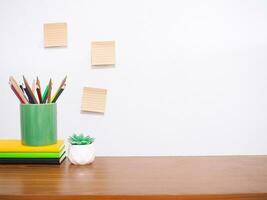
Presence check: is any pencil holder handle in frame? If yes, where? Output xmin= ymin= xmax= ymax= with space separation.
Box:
xmin=20 ymin=103 xmax=57 ymax=146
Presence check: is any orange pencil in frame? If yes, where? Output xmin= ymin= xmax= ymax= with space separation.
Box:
xmin=36 ymin=77 xmax=42 ymax=103
xmin=47 ymin=79 xmax=52 ymax=103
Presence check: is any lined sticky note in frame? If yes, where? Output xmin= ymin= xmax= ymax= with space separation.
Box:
xmin=91 ymin=41 xmax=115 ymax=65
xmin=44 ymin=23 xmax=67 ymax=47
xmin=81 ymin=87 xmax=107 ymax=113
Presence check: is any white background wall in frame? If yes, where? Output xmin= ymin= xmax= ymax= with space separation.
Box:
xmin=1 ymin=0 xmax=267 ymax=156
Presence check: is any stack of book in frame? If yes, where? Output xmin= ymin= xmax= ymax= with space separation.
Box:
xmin=0 ymin=140 xmax=66 ymax=164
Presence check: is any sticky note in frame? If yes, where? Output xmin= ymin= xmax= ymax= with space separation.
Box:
xmin=91 ymin=41 xmax=115 ymax=65
xmin=81 ymin=87 xmax=107 ymax=113
xmin=44 ymin=23 xmax=67 ymax=47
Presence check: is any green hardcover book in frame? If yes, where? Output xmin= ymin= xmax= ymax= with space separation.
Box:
xmin=0 ymin=153 xmax=66 ymax=164
xmin=0 ymin=148 xmax=65 ymax=158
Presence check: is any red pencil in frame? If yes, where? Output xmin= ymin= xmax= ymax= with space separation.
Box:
xmin=10 ymin=84 xmax=25 ymax=104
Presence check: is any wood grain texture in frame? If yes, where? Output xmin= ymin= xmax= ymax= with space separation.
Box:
xmin=91 ymin=41 xmax=115 ymax=65
xmin=44 ymin=23 xmax=67 ymax=47
xmin=81 ymin=87 xmax=107 ymax=113
xmin=0 ymin=156 xmax=267 ymax=200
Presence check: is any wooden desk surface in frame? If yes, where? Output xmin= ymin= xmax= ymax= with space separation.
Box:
xmin=0 ymin=156 xmax=267 ymax=200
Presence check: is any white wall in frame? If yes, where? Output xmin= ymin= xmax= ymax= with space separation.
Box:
xmin=1 ymin=0 xmax=267 ymax=156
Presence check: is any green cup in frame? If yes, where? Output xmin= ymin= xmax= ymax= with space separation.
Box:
xmin=20 ymin=103 xmax=57 ymax=146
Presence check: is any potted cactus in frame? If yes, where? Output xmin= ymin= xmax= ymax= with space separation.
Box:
xmin=68 ymin=134 xmax=95 ymax=165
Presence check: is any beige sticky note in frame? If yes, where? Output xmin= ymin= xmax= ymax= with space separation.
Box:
xmin=91 ymin=41 xmax=115 ymax=65
xmin=44 ymin=23 xmax=67 ymax=47
xmin=81 ymin=87 xmax=107 ymax=113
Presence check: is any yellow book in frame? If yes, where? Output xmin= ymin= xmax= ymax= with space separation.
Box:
xmin=0 ymin=140 xmax=64 ymax=152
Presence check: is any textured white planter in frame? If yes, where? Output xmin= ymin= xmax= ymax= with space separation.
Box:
xmin=68 ymin=143 xmax=95 ymax=165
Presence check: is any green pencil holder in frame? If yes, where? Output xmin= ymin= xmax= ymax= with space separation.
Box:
xmin=20 ymin=103 xmax=57 ymax=146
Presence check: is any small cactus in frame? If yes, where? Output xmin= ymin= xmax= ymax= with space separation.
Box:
xmin=69 ymin=133 xmax=95 ymax=145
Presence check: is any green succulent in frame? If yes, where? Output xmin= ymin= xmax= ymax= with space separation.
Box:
xmin=69 ymin=133 xmax=95 ymax=145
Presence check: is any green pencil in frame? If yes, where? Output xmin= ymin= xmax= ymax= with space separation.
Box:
xmin=52 ymin=84 xmax=65 ymax=103
xmin=42 ymin=85 xmax=49 ymax=103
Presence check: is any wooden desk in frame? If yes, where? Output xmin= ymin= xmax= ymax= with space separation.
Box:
xmin=0 ymin=156 xmax=267 ymax=200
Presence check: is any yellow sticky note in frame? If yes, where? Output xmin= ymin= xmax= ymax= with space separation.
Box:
xmin=44 ymin=23 xmax=67 ymax=47
xmin=81 ymin=87 xmax=107 ymax=113
xmin=91 ymin=41 xmax=115 ymax=65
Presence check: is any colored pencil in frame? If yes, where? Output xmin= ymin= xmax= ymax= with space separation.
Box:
xmin=19 ymin=83 xmax=24 ymax=94
xmin=36 ymin=77 xmax=42 ymax=103
xmin=52 ymin=76 xmax=67 ymax=100
xmin=24 ymin=87 xmax=35 ymax=104
xmin=52 ymin=84 xmax=65 ymax=103
xmin=32 ymin=79 xmax=36 ymax=98
xmin=47 ymin=79 xmax=52 ymax=103
xmin=9 ymin=76 xmax=29 ymax=104
xmin=36 ymin=84 xmax=42 ymax=103
xmin=9 ymin=76 xmax=67 ymax=104
xmin=23 ymin=76 xmax=38 ymax=104
xmin=42 ymin=85 xmax=49 ymax=103
xmin=9 ymin=82 xmax=25 ymax=104
xmin=19 ymin=82 xmax=29 ymax=102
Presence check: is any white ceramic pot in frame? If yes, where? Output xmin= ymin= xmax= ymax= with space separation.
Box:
xmin=68 ymin=143 xmax=95 ymax=165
